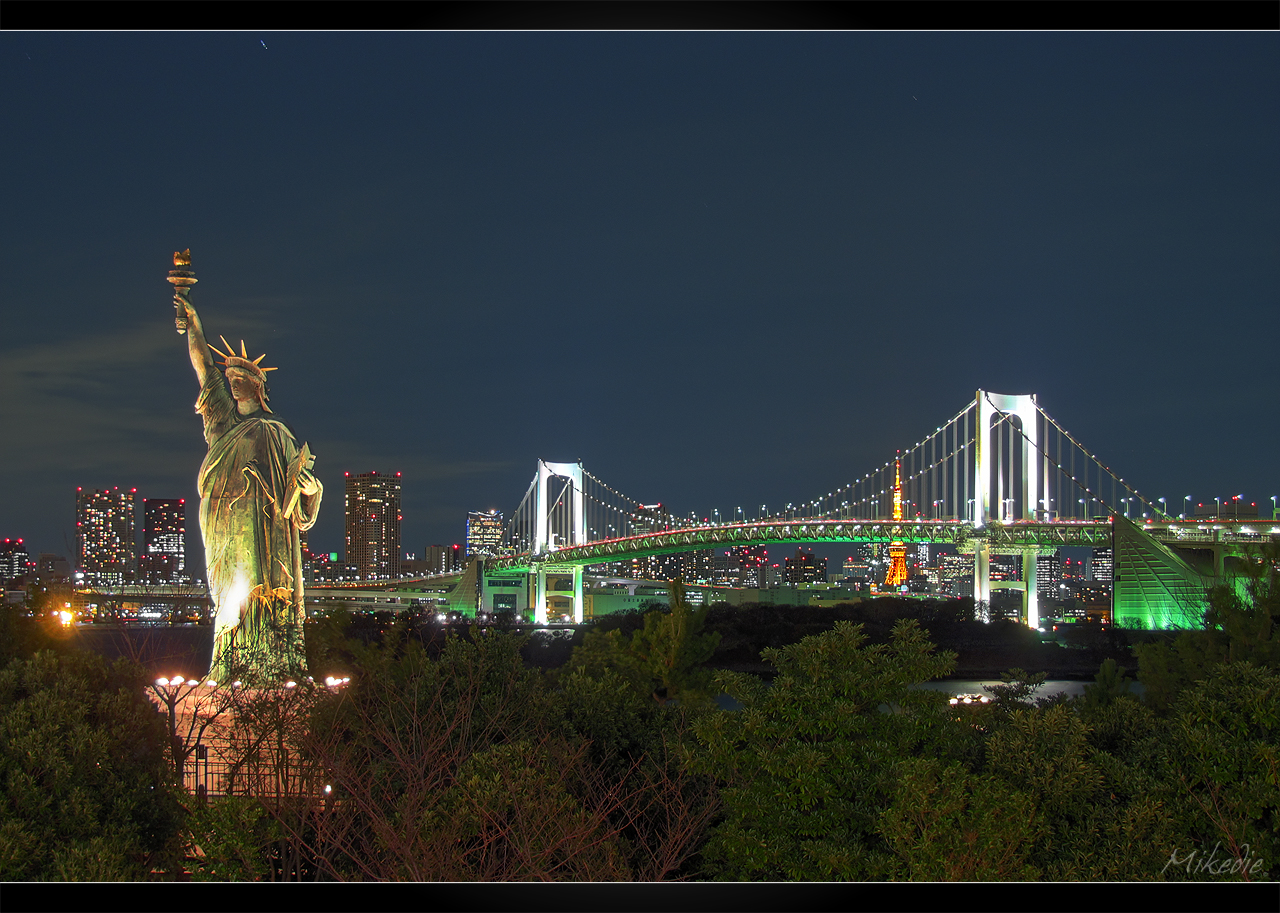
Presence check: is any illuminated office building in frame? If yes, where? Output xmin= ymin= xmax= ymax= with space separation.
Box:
xmin=76 ymin=486 xmax=137 ymax=586
xmin=141 ymin=498 xmax=186 ymax=583
xmin=1037 ymin=552 xmax=1063 ymax=589
xmin=784 ymin=547 xmax=827 ymax=584
xmin=989 ymin=555 xmax=1021 ymax=582
xmin=1 ymin=538 xmax=31 ymax=582
xmin=723 ymin=545 xmax=770 ymax=588
xmin=424 ymin=544 xmax=465 ymax=574
xmin=466 ymin=510 xmax=504 ymax=558
xmin=345 ymin=471 xmax=402 ymax=579
xmin=1091 ymin=547 xmax=1114 ymax=584
xmin=939 ymin=553 xmax=973 ymax=595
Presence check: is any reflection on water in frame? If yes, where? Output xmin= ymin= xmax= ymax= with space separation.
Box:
xmin=914 ymin=679 xmax=1145 ymax=700
xmin=715 ymin=677 xmax=1145 ymax=711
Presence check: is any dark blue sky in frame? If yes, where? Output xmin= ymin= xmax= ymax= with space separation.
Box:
xmin=2 ymin=32 xmax=1277 ymax=565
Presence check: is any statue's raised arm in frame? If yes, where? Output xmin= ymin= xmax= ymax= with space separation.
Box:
xmin=178 ymin=294 xmax=216 ymax=388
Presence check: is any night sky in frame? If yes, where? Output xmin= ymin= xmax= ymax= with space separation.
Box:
xmin=2 ymin=32 xmax=1277 ymax=572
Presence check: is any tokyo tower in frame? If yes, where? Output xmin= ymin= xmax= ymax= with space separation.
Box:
xmin=882 ymin=455 xmax=909 ymax=589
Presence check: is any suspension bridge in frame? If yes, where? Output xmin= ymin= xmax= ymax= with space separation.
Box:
xmin=474 ymin=390 xmax=1275 ymax=629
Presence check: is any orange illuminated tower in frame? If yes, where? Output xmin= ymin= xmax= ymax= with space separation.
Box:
xmin=883 ymin=456 xmax=909 ymax=589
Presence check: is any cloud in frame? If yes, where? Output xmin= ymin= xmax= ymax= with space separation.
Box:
xmin=0 ymin=321 xmax=221 ymax=479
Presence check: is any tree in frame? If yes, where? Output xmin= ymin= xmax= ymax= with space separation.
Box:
xmin=183 ymin=795 xmax=286 ymax=882
xmin=1168 ymin=662 xmax=1280 ymax=880
xmin=626 ymin=578 xmax=721 ymax=705
xmin=555 ymin=628 xmax=721 ymax=880
xmin=1080 ymin=657 xmax=1133 ymax=712
xmin=879 ymin=757 xmax=1043 ymax=881
xmin=691 ymin=620 xmax=957 ymax=880
xmin=272 ymin=626 xmax=715 ymax=881
xmin=0 ymin=651 xmax=185 ymax=880
xmin=1136 ymin=543 xmax=1280 ymax=715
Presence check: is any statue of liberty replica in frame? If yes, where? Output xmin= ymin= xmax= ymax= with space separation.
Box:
xmin=169 ymin=251 xmax=323 ymax=682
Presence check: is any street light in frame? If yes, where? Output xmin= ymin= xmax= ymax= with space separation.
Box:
xmin=1184 ymin=495 xmax=1192 ymax=520
xmin=1158 ymin=497 xmax=1168 ymax=519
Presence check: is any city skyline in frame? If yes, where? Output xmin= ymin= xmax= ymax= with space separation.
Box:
xmin=2 ymin=32 xmax=1276 ymax=561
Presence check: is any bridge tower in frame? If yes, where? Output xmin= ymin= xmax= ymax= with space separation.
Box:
xmin=532 ymin=460 xmax=585 ymax=624
xmin=973 ymin=390 xmax=1043 ymax=627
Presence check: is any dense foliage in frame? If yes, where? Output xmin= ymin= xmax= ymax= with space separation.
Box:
xmin=0 ymin=649 xmax=185 ymax=879
xmin=2 ymin=554 xmax=1278 ymax=881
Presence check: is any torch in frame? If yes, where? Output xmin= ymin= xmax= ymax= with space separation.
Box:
xmin=167 ymin=249 xmax=198 ymax=334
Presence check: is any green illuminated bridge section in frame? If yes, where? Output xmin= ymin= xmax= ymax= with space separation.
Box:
xmin=480 ymin=518 xmax=1278 ymax=574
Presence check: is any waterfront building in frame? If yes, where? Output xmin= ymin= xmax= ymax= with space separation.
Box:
xmin=142 ymin=498 xmax=186 ymax=583
xmin=1038 ymin=551 xmax=1063 ymax=590
xmin=725 ymin=545 xmax=770 ymax=588
xmin=466 ymin=509 xmax=503 ymax=558
xmin=424 ymin=544 xmax=465 ymax=574
xmin=0 ymin=539 xmax=30 ymax=583
xmin=1091 ymin=547 xmax=1114 ymax=584
xmin=76 ymin=486 xmax=137 ymax=586
xmin=990 ymin=555 xmax=1021 ymax=582
xmin=784 ymin=547 xmax=827 ymax=584
xmin=345 ymin=471 xmax=402 ymax=580
xmin=939 ymin=553 xmax=973 ymax=595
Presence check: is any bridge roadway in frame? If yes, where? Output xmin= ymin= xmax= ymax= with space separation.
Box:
xmin=480 ymin=517 xmax=1280 ymax=574
xmin=75 ymin=518 xmax=1276 ymax=606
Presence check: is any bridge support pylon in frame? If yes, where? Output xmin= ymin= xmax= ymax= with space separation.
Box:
xmin=532 ymin=460 xmax=586 ymax=625
xmin=973 ymin=390 xmax=1042 ymax=624
xmin=974 ymin=540 xmax=991 ymax=621
xmin=974 ymin=390 xmax=1040 ymax=529
xmin=532 ymin=565 xmax=584 ymax=625
xmin=1024 ymin=546 xmax=1040 ymax=630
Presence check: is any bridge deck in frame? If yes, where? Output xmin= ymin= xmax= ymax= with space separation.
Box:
xmin=483 ymin=518 xmax=1279 ymax=573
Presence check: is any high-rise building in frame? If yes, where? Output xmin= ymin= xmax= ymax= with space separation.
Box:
xmin=1090 ymin=547 xmax=1114 ymax=584
xmin=141 ymin=498 xmax=186 ymax=584
xmin=76 ymin=487 xmax=137 ymax=586
xmin=784 ymin=547 xmax=827 ymax=584
xmin=1038 ymin=551 xmax=1063 ymax=590
xmin=466 ymin=510 xmax=504 ymax=558
xmin=424 ymin=544 xmax=465 ymax=574
xmin=0 ymin=538 xmax=31 ymax=583
xmin=989 ymin=555 xmax=1021 ymax=582
xmin=36 ymin=554 xmax=71 ymax=582
xmin=345 ymin=471 xmax=402 ymax=580
xmin=630 ymin=504 xmax=670 ymax=536
xmin=724 ymin=545 xmax=770 ymax=588
xmin=939 ymin=553 xmax=973 ymax=595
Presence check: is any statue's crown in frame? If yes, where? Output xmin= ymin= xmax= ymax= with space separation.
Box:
xmin=209 ymin=336 xmax=278 ymax=383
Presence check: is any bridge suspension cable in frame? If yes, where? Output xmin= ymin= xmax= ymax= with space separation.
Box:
xmin=1026 ymin=398 xmax=1167 ymax=520
xmin=498 ymin=391 xmax=1174 ymax=563
xmin=771 ymin=391 xmax=1170 ymax=527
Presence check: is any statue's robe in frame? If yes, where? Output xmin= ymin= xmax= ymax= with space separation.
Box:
xmin=196 ymin=371 xmax=321 ymax=678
